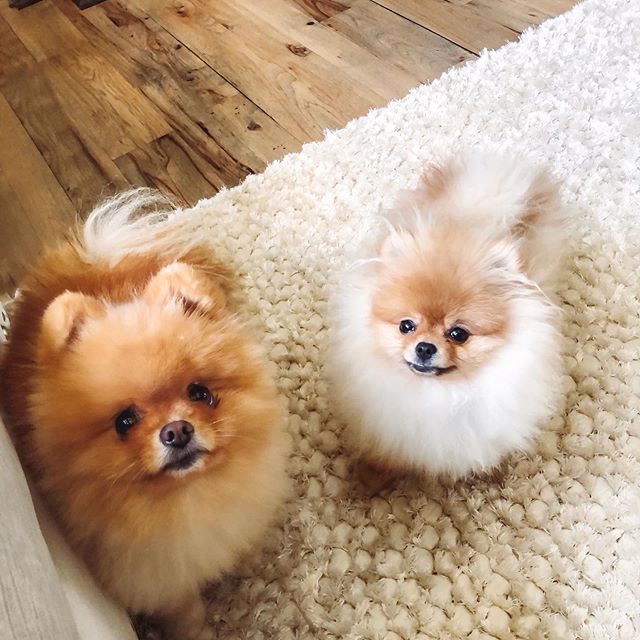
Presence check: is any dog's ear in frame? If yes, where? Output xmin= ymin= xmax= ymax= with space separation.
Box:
xmin=40 ymin=292 xmax=103 ymax=355
xmin=487 ymin=238 xmax=522 ymax=274
xmin=143 ymin=262 xmax=226 ymax=315
xmin=377 ymin=227 xmax=414 ymax=262
xmin=420 ymin=160 xmax=456 ymax=201
xmin=515 ymin=169 xmax=562 ymax=234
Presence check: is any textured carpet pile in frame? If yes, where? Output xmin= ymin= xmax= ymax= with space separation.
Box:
xmin=171 ymin=1 xmax=640 ymax=638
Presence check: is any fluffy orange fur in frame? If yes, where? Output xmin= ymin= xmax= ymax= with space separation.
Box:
xmin=1 ymin=240 xmax=287 ymax=638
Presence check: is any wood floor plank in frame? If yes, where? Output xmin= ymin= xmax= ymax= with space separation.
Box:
xmin=235 ymin=0 xmax=420 ymax=96
xmin=511 ymin=0 xmax=577 ymax=15
xmin=44 ymin=45 xmax=172 ymax=159
xmin=115 ymin=131 xmax=241 ymax=206
xmin=466 ymin=0 xmax=552 ymax=33
xmin=1 ymin=63 xmax=128 ymax=213
xmin=0 ymin=15 xmax=35 ymax=85
xmin=326 ymin=0 xmax=475 ymax=84
xmin=0 ymin=0 xmax=86 ymax=61
xmin=0 ymin=93 xmax=75 ymax=233
xmin=54 ymin=0 xmax=299 ymax=172
xmin=289 ymin=0 xmax=354 ymax=22
xmin=135 ymin=0 xmax=388 ymax=140
xmin=371 ymin=0 xmax=518 ymax=53
xmin=0 ymin=175 xmax=43 ymax=294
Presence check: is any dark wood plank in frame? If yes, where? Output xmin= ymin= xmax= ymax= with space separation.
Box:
xmin=43 ymin=45 xmax=172 ymax=159
xmin=0 ymin=175 xmax=41 ymax=294
xmin=115 ymin=131 xmax=251 ymax=207
xmin=0 ymin=0 xmax=578 ymax=292
xmin=0 ymin=93 xmax=75 ymax=232
xmin=1 ymin=62 xmax=128 ymax=213
xmin=326 ymin=0 xmax=475 ymax=84
xmin=0 ymin=15 xmax=35 ymax=85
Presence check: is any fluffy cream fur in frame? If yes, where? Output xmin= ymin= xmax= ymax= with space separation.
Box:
xmin=327 ymin=153 xmax=565 ymax=477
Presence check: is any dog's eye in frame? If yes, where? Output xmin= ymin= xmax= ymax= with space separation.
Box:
xmin=447 ymin=327 xmax=470 ymax=344
xmin=187 ymin=383 xmax=217 ymax=406
xmin=399 ymin=319 xmax=416 ymax=334
xmin=115 ymin=406 xmax=139 ymax=438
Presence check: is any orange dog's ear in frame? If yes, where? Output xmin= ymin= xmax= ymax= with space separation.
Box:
xmin=40 ymin=292 xmax=103 ymax=355
xmin=143 ymin=262 xmax=226 ymax=315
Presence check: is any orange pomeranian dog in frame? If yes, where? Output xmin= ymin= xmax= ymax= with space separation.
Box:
xmin=0 ymin=191 xmax=288 ymax=640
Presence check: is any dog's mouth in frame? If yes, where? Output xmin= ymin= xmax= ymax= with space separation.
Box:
xmin=406 ymin=361 xmax=457 ymax=376
xmin=161 ymin=448 xmax=206 ymax=474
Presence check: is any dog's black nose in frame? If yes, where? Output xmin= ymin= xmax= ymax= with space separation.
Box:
xmin=159 ymin=421 xmax=194 ymax=448
xmin=415 ymin=342 xmax=437 ymax=360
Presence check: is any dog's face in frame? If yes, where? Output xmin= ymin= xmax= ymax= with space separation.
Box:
xmin=369 ymin=224 xmax=513 ymax=378
xmin=30 ymin=263 xmax=277 ymax=486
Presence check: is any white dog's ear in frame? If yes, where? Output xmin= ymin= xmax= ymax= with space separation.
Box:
xmin=420 ymin=160 xmax=456 ymax=201
xmin=487 ymin=238 xmax=522 ymax=274
xmin=515 ymin=169 xmax=562 ymax=235
xmin=376 ymin=226 xmax=414 ymax=262
xmin=376 ymin=210 xmax=413 ymax=260
xmin=40 ymin=292 xmax=103 ymax=355
xmin=143 ymin=262 xmax=226 ymax=315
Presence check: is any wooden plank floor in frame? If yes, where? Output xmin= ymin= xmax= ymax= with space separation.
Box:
xmin=0 ymin=0 xmax=577 ymax=293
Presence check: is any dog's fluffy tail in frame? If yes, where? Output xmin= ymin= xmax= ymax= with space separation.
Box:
xmin=79 ymin=189 xmax=194 ymax=267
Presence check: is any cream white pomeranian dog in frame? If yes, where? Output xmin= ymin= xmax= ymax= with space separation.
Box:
xmin=328 ymin=153 xmax=565 ymax=480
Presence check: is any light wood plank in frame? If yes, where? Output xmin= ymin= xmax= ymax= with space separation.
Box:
xmin=0 ymin=0 xmax=86 ymax=62
xmin=326 ymin=0 xmax=475 ymax=84
xmin=468 ymin=0 xmax=552 ymax=33
xmin=135 ymin=0 xmax=388 ymax=140
xmin=371 ymin=0 xmax=518 ymax=53
xmin=235 ymin=0 xmax=420 ymax=98
xmin=289 ymin=0 xmax=354 ymax=22
xmin=511 ymin=0 xmax=577 ymax=15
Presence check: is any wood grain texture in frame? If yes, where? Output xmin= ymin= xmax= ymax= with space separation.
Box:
xmin=2 ymin=62 xmax=128 ymax=212
xmin=372 ymin=0 xmax=519 ymax=53
xmin=238 ymin=0 xmax=421 ymax=98
xmin=54 ymin=0 xmax=299 ymax=171
xmin=290 ymin=0 xmax=353 ymax=22
xmin=0 ymin=0 xmax=577 ymax=293
xmin=45 ymin=46 xmax=172 ymax=159
xmin=115 ymin=130 xmax=250 ymax=206
xmin=326 ymin=0 xmax=474 ymax=83
xmin=0 ymin=15 xmax=35 ymax=85
xmin=136 ymin=0 xmax=386 ymax=140
xmin=0 ymin=0 xmax=86 ymax=61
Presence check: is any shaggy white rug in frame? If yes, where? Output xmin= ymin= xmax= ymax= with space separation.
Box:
xmin=173 ymin=1 xmax=640 ymax=638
